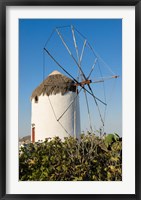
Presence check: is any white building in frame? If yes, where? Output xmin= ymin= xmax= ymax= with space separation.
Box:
xmin=31 ymin=70 xmax=81 ymax=142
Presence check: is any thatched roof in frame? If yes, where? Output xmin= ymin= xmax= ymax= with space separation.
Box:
xmin=31 ymin=71 xmax=76 ymax=99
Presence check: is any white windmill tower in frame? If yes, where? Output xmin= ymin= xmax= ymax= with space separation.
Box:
xmin=31 ymin=70 xmax=80 ymax=142
xmin=31 ymin=25 xmax=119 ymax=142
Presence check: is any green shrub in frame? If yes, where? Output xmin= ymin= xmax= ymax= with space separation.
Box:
xmin=19 ymin=133 xmax=122 ymax=181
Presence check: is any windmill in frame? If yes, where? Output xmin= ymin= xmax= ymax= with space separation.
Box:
xmin=31 ymin=25 xmax=119 ymax=142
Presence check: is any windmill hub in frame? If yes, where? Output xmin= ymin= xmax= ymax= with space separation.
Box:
xmin=74 ymin=80 xmax=92 ymax=87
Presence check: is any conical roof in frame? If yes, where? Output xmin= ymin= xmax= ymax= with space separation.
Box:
xmin=31 ymin=70 xmax=76 ymax=99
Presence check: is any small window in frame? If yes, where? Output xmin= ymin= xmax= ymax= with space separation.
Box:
xmin=35 ymin=96 xmax=38 ymax=103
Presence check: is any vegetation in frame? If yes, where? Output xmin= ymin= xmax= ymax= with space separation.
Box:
xmin=19 ymin=133 xmax=122 ymax=181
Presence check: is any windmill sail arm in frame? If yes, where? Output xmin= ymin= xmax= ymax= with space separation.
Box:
xmin=80 ymin=39 xmax=87 ymax=64
xmin=83 ymin=89 xmax=93 ymax=132
xmin=88 ymin=84 xmax=105 ymax=126
xmin=56 ymin=28 xmax=88 ymax=82
xmin=91 ymin=75 xmax=119 ymax=84
xmin=74 ymin=26 xmax=116 ymax=78
xmin=44 ymin=47 xmax=79 ymax=84
xmin=71 ymin=25 xmax=79 ymax=61
xmin=87 ymin=84 xmax=107 ymax=106
xmin=87 ymin=58 xmax=98 ymax=80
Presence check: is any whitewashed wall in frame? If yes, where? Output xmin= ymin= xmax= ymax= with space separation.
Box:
xmin=31 ymin=92 xmax=81 ymax=142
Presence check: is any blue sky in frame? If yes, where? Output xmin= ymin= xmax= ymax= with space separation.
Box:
xmin=19 ymin=19 xmax=122 ymax=137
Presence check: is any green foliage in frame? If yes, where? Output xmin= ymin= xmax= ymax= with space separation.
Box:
xmin=19 ymin=133 xmax=122 ymax=181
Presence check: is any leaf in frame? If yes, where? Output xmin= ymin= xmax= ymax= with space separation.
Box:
xmin=104 ymin=134 xmax=115 ymax=147
xmin=73 ymin=177 xmax=83 ymax=181
xmin=56 ymin=166 xmax=61 ymax=171
xmin=99 ymin=142 xmax=108 ymax=152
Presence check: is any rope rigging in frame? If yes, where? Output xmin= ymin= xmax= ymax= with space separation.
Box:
xmin=47 ymin=95 xmax=70 ymax=136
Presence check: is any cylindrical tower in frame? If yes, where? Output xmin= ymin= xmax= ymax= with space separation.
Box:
xmin=31 ymin=71 xmax=81 ymax=142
